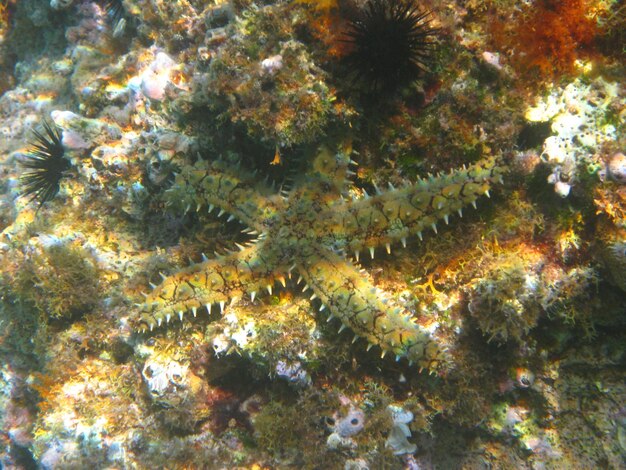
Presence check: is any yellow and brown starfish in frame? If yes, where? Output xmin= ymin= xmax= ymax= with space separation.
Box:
xmin=138 ymin=147 xmax=504 ymax=372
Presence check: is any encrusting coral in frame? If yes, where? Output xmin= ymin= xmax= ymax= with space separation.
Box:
xmin=137 ymin=145 xmax=505 ymax=372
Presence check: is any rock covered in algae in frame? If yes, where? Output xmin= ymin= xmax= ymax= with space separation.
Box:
xmin=465 ymin=242 xmax=598 ymax=344
xmin=0 ymin=0 xmax=624 ymax=468
xmin=139 ymin=350 xmax=212 ymax=431
xmin=203 ymin=1 xmax=352 ymax=149
xmin=6 ymin=237 xmax=100 ymax=321
xmin=468 ymin=252 xmax=543 ymax=343
xmin=594 ymin=181 xmax=626 ymax=292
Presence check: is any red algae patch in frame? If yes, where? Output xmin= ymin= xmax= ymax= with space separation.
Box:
xmin=490 ymin=0 xmax=598 ymax=80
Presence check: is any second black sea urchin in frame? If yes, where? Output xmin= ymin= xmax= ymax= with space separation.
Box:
xmin=19 ymin=119 xmax=71 ymax=208
xmin=343 ymin=0 xmax=438 ymax=94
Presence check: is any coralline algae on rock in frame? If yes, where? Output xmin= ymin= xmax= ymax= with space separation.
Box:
xmin=137 ymin=52 xmax=179 ymax=102
xmin=51 ymin=110 xmax=122 ymax=150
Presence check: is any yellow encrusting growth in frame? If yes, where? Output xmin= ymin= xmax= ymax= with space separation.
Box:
xmin=139 ymin=147 xmax=505 ymax=372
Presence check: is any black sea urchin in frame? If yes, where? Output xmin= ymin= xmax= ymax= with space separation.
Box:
xmin=19 ymin=120 xmax=71 ymax=207
xmin=99 ymin=0 xmax=126 ymax=33
xmin=343 ymin=0 xmax=438 ymax=94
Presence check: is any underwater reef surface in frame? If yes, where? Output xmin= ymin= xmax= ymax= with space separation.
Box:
xmin=0 ymin=0 xmax=624 ymax=468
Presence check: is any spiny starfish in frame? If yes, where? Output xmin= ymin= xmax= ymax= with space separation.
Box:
xmin=137 ymin=146 xmax=504 ymax=371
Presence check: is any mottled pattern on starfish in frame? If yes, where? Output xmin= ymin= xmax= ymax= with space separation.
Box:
xmin=138 ymin=147 xmax=505 ymax=371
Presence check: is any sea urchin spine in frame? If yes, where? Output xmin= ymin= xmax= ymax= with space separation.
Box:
xmin=19 ymin=119 xmax=71 ymax=208
xmin=99 ymin=0 xmax=126 ymax=36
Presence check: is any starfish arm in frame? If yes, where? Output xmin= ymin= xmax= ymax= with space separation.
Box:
xmin=298 ymin=247 xmax=445 ymax=371
xmin=138 ymin=239 xmax=289 ymax=330
xmin=320 ymin=156 xmax=505 ymax=254
xmin=164 ymin=159 xmax=285 ymax=231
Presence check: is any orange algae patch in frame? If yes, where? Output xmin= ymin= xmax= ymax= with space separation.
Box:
xmin=0 ymin=0 xmax=14 ymax=27
xmin=295 ymin=0 xmax=338 ymax=11
xmin=296 ymin=0 xmax=352 ymax=58
xmin=491 ymin=0 xmax=598 ymax=79
xmin=595 ymin=184 xmax=626 ymax=224
xmin=30 ymin=372 xmax=61 ymax=414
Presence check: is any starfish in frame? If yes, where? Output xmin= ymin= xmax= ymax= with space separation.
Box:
xmin=137 ymin=146 xmax=504 ymax=371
